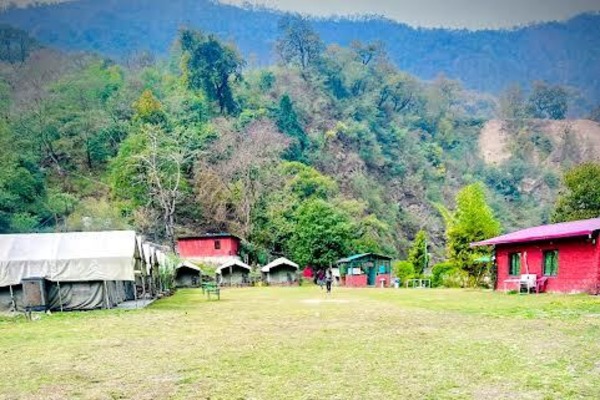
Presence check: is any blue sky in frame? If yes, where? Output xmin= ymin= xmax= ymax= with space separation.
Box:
xmin=221 ymin=0 xmax=600 ymax=29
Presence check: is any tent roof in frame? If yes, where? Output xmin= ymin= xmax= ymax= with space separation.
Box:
xmin=215 ymin=259 xmax=251 ymax=274
xmin=471 ymin=217 xmax=600 ymax=247
xmin=0 ymin=230 xmax=140 ymax=286
xmin=337 ymin=253 xmax=393 ymax=263
xmin=261 ymin=257 xmax=299 ymax=272
xmin=175 ymin=260 xmax=203 ymax=273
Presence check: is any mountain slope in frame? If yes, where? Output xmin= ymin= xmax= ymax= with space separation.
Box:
xmin=1 ymin=0 xmax=599 ymax=106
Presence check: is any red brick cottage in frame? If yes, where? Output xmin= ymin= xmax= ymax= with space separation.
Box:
xmin=472 ymin=218 xmax=600 ymax=294
xmin=176 ymin=233 xmax=241 ymax=266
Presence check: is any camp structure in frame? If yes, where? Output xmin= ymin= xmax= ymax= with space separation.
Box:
xmin=261 ymin=258 xmax=299 ymax=285
xmin=174 ymin=261 xmax=203 ymax=288
xmin=176 ymin=233 xmax=242 ymax=266
xmin=0 ymin=231 xmax=144 ymax=312
xmin=142 ymin=242 xmax=169 ymax=296
xmin=337 ymin=253 xmax=393 ymax=287
xmin=472 ymin=217 xmax=600 ymax=293
xmin=216 ymin=259 xmax=251 ymax=286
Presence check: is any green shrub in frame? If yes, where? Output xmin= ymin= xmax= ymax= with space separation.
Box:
xmin=393 ymin=260 xmax=415 ymax=285
xmin=432 ymin=262 xmax=469 ymax=288
xmin=441 ymin=269 xmax=469 ymax=288
xmin=431 ymin=262 xmax=454 ymax=287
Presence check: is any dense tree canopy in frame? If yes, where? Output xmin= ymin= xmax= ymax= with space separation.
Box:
xmin=276 ymin=15 xmax=324 ymax=70
xmin=553 ymin=163 xmax=600 ymax=222
xmin=180 ymin=29 xmax=244 ymax=114
xmin=0 ymin=21 xmax=589 ymax=270
xmin=527 ymin=81 xmax=569 ymax=120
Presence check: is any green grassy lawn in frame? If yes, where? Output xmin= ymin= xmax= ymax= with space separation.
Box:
xmin=1 ymin=288 xmax=600 ymax=399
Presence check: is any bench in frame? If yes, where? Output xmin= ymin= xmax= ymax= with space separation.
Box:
xmin=202 ymin=283 xmax=220 ymax=300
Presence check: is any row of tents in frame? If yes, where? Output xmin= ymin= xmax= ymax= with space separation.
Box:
xmin=174 ymin=257 xmax=300 ymax=288
xmin=1 ymin=229 xmax=303 ymax=313
xmin=0 ymin=231 xmax=170 ymax=313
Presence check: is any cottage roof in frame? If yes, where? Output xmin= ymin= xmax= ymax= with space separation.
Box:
xmin=175 ymin=260 xmax=203 ymax=273
xmin=261 ymin=257 xmax=299 ymax=272
xmin=177 ymin=233 xmax=242 ymax=241
xmin=337 ymin=253 xmax=393 ymax=264
xmin=471 ymin=217 xmax=600 ymax=247
xmin=215 ymin=259 xmax=251 ymax=274
xmin=0 ymin=230 xmax=140 ymax=286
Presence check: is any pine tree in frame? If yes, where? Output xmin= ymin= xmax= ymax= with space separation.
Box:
xmin=408 ymin=230 xmax=428 ymax=275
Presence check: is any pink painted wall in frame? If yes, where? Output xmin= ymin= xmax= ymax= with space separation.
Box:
xmin=345 ymin=275 xmax=367 ymax=287
xmin=177 ymin=237 xmax=240 ymax=258
xmin=344 ymin=273 xmax=391 ymax=288
xmin=495 ymin=236 xmax=600 ymax=293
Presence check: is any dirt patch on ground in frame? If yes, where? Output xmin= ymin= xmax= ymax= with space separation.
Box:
xmin=302 ymin=298 xmax=351 ymax=305
xmin=479 ymin=119 xmax=600 ymax=166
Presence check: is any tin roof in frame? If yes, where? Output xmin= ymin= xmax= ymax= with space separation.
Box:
xmin=471 ymin=217 xmax=600 ymax=247
xmin=337 ymin=253 xmax=393 ymax=264
xmin=177 ymin=233 xmax=242 ymax=241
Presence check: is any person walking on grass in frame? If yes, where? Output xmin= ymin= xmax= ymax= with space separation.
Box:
xmin=325 ymin=268 xmax=333 ymax=294
xmin=317 ymin=269 xmax=325 ymax=290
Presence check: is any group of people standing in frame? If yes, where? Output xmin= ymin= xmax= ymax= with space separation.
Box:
xmin=315 ymin=268 xmax=333 ymax=294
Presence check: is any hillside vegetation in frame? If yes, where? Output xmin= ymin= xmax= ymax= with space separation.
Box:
xmin=2 ymin=19 xmax=597 ymax=266
xmin=1 ymin=0 xmax=600 ymax=108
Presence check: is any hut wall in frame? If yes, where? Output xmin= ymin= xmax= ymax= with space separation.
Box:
xmin=219 ymin=267 xmax=249 ymax=286
xmin=1 ymin=281 xmax=131 ymax=312
xmin=376 ymin=273 xmax=392 ymax=287
xmin=495 ymin=237 xmax=600 ymax=293
xmin=0 ymin=285 xmax=23 ymax=312
xmin=267 ymin=266 xmax=297 ymax=285
xmin=345 ymin=275 xmax=367 ymax=287
xmin=175 ymin=269 xmax=201 ymax=288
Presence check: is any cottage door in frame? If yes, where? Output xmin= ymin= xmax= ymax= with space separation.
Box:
xmin=367 ymin=266 xmax=376 ymax=286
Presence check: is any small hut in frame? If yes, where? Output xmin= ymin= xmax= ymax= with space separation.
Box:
xmin=337 ymin=253 xmax=392 ymax=287
xmin=261 ymin=258 xmax=299 ymax=285
xmin=174 ymin=261 xmax=203 ymax=288
xmin=216 ymin=259 xmax=251 ymax=286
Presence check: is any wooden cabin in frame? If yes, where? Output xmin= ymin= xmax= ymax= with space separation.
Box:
xmin=337 ymin=253 xmax=392 ymax=288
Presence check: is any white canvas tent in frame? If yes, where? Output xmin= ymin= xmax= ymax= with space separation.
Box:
xmin=261 ymin=257 xmax=299 ymax=285
xmin=0 ymin=231 xmax=143 ymax=312
xmin=174 ymin=261 xmax=203 ymax=288
xmin=216 ymin=259 xmax=251 ymax=286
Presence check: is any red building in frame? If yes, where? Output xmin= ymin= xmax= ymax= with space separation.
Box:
xmin=177 ymin=233 xmax=241 ymax=266
xmin=472 ymin=218 xmax=600 ymax=294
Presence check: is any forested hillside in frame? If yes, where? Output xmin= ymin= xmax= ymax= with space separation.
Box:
xmin=1 ymin=0 xmax=600 ymax=108
xmin=3 ymin=19 xmax=598 ymax=267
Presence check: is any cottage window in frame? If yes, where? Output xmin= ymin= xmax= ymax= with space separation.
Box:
xmin=508 ymin=253 xmax=521 ymax=276
xmin=214 ymin=240 xmax=221 ymax=250
xmin=543 ymin=250 xmax=558 ymax=276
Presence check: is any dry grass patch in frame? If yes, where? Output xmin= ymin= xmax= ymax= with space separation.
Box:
xmin=1 ymin=288 xmax=599 ymax=399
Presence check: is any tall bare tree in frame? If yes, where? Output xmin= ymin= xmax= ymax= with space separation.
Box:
xmin=136 ymin=125 xmax=190 ymax=251
xmin=195 ymin=119 xmax=289 ymax=237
